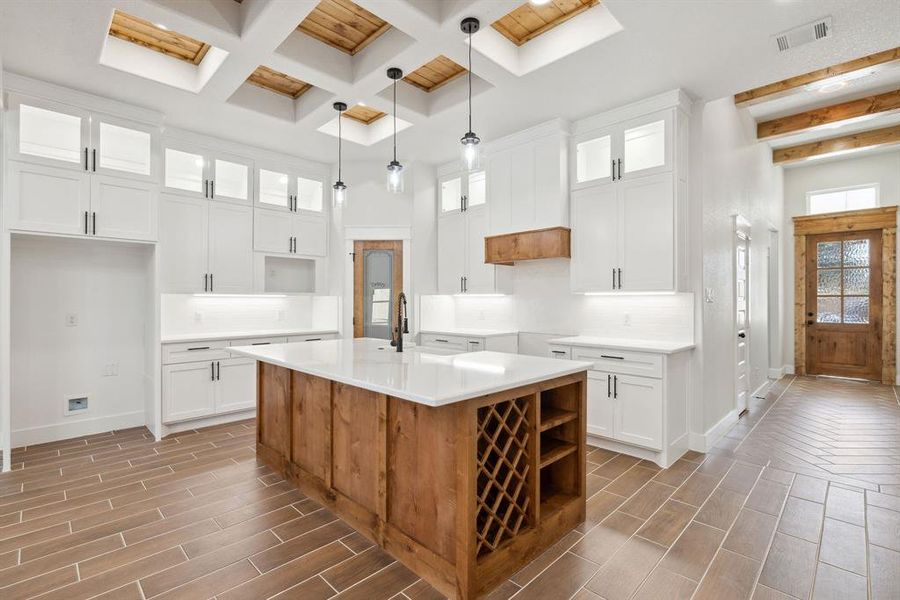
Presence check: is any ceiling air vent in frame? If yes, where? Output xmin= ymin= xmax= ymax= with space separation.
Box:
xmin=773 ymin=16 xmax=832 ymax=52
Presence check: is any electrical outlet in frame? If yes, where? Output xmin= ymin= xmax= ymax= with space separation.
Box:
xmin=65 ymin=313 xmax=78 ymax=327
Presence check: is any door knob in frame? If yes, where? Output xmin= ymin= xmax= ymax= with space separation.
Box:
xmin=806 ymin=312 xmax=814 ymax=317
xmin=737 ymin=332 xmax=746 ymax=338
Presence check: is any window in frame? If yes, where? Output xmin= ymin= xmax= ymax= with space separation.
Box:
xmin=816 ymin=238 xmax=870 ymax=324
xmin=807 ymin=185 xmax=878 ymax=215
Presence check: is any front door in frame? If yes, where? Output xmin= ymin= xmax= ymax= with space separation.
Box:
xmin=805 ymin=230 xmax=882 ymax=380
xmin=353 ymin=241 xmax=403 ymax=339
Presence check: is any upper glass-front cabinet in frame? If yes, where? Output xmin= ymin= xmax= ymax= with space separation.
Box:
xmin=296 ymin=176 xmax=323 ymax=213
xmin=163 ymin=144 xmax=253 ymax=202
xmin=440 ymin=175 xmax=462 ymax=214
xmin=164 ymin=145 xmax=207 ymax=197
xmin=7 ymin=96 xmax=158 ymax=181
xmin=210 ymin=154 xmax=252 ymax=203
xmin=573 ymin=109 xmax=673 ymax=187
xmin=439 ymin=170 xmax=485 ymax=214
xmin=258 ymin=168 xmax=290 ymax=209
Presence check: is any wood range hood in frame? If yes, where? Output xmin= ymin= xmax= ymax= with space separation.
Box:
xmin=484 ymin=226 xmax=571 ymax=266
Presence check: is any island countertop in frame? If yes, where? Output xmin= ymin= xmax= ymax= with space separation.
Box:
xmin=228 ymin=337 xmax=591 ymax=407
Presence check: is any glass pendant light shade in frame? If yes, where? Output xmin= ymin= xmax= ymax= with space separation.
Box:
xmin=332 ymin=101 xmax=348 ymax=208
xmin=460 ymin=17 xmax=481 ymax=172
xmin=386 ymin=67 xmax=404 ymax=194
xmin=386 ymin=160 xmax=404 ymax=193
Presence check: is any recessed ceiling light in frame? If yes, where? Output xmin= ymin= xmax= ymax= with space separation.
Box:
xmin=357 ymin=101 xmax=367 ymax=106
xmin=530 ymin=0 xmax=553 ymax=5
xmin=155 ymin=23 xmax=168 ymax=31
xmin=803 ymin=68 xmax=877 ymax=93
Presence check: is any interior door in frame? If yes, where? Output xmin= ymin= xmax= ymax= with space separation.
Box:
xmin=735 ymin=221 xmax=750 ymax=414
xmin=208 ymin=203 xmax=253 ymax=293
xmin=620 ymin=173 xmax=674 ymax=291
xmin=215 ymin=358 xmax=257 ymax=414
xmin=159 ymin=195 xmax=208 ymax=293
xmin=437 ymin=211 xmax=466 ymax=294
xmin=570 ymin=185 xmax=618 ymax=292
xmin=6 ymin=161 xmax=91 ymax=235
xmin=90 ymin=175 xmax=158 ymax=241
xmin=353 ymin=241 xmax=402 ymax=339
xmin=805 ymin=230 xmax=882 ymax=380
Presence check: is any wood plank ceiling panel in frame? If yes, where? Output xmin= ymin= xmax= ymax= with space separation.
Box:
xmin=343 ymin=104 xmax=387 ymax=125
xmin=491 ymin=0 xmax=599 ymax=46
xmin=403 ymin=56 xmax=467 ymax=93
xmin=297 ymin=0 xmax=391 ymax=55
xmin=757 ymin=88 xmax=900 ymax=139
xmin=246 ymin=66 xmax=312 ymax=99
xmin=108 ymin=10 xmax=211 ymax=65
xmin=734 ymin=46 xmax=900 ymax=105
xmin=773 ymin=124 xmax=900 ymax=164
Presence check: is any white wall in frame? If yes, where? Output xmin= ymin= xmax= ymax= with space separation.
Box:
xmin=693 ymin=97 xmax=784 ymax=436
xmin=160 ymin=294 xmax=340 ymax=338
xmin=329 ymin=160 xmax=437 ymax=336
xmin=10 ymin=236 xmax=154 ymax=446
xmin=782 ymin=150 xmax=900 ymax=375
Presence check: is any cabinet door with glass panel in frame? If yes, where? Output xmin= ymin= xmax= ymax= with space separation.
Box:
xmin=438 ymin=170 xmax=486 ymax=216
xmin=572 ymin=108 xmax=673 ymax=189
xmin=255 ymin=165 xmax=326 ymax=216
xmin=91 ymin=112 xmax=158 ymax=182
xmin=209 ymin=152 xmax=253 ymax=204
xmin=163 ymin=141 xmax=210 ymax=200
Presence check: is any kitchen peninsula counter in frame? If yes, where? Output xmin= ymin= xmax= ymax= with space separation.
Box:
xmin=229 ymin=338 xmax=591 ymax=599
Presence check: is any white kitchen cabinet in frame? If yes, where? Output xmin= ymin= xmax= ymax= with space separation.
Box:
xmin=256 ymin=163 xmax=326 ymax=216
xmin=486 ymin=123 xmax=569 ymax=236
xmin=164 ymin=141 xmax=253 ymax=204
xmin=437 ymin=210 xmax=467 ymax=294
xmin=254 ymin=208 xmax=327 ymax=257
xmin=160 ymin=194 xmax=253 ymax=293
xmin=208 ymin=203 xmax=254 ymax=293
xmin=6 ymin=161 xmax=90 ymax=235
xmin=419 ymin=331 xmax=518 ymax=353
xmin=570 ymin=184 xmax=618 ymax=293
xmin=549 ymin=341 xmax=691 ymax=467
xmin=215 ymin=358 xmax=257 ymax=414
xmin=91 ymin=113 xmax=157 ymax=182
xmin=90 ymin=175 xmax=157 ymax=241
xmin=163 ymin=361 xmax=217 ymax=423
xmin=6 ymin=161 xmax=157 ymax=242
xmin=287 ymin=333 xmax=338 ymax=342
xmin=463 ymin=207 xmax=498 ymax=294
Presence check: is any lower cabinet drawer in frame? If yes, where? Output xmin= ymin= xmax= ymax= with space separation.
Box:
xmin=420 ymin=333 xmax=467 ymax=350
xmin=229 ymin=336 xmax=288 ymax=347
xmin=573 ymin=347 xmax=663 ymax=378
xmin=548 ymin=345 xmax=572 ymax=360
xmin=287 ymin=333 xmax=337 ymax=343
xmin=466 ymin=338 xmax=484 ymax=352
xmin=163 ymin=340 xmax=230 ymax=365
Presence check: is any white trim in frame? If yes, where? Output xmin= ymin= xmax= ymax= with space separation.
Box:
xmin=805 ymin=182 xmax=880 ymax=215
xmin=751 ymin=379 xmax=771 ymax=400
xmin=689 ymin=408 xmax=739 ymax=453
xmin=573 ymin=89 xmax=692 ymax=135
xmin=11 ymin=410 xmax=146 ymax=447
xmin=784 ymin=364 xmax=795 ymax=375
xmin=344 ymin=226 xmax=411 ymax=241
xmin=768 ymin=366 xmax=786 ymax=379
xmin=160 ymin=409 xmax=255 ymax=437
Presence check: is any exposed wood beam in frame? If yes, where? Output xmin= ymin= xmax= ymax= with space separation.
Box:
xmin=773 ymin=124 xmax=900 ymax=164
xmin=757 ymin=88 xmax=900 ymax=140
xmin=735 ymin=46 xmax=900 ymax=105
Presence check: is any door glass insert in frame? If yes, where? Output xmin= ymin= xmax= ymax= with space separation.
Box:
xmin=576 ymin=135 xmax=611 ymax=182
xmin=296 ymin=177 xmax=323 ymax=212
xmin=468 ymin=171 xmax=486 ymax=207
xmin=19 ymin=104 xmax=82 ymax=163
xmin=815 ymin=239 xmax=871 ymax=324
xmin=623 ymin=119 xmax=665 ymax=174
xmin=99 ymin=123 xmax=151 ymax=175
xmin=441 ymin=177 xmax=461 ymax=213
xmin=214 ymin=159 xmax=248 ymax=200
xmin=259 ymin=169 xmax=289 ymax=208
xmin=165 ymin=148 xmax=204 ymax=193
xmin=363 ymin=249 xmax=393 ymax=340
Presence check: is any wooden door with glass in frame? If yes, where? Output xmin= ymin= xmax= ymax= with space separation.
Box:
xmin=353 ymin=241 xmax=403 ymax=340
xmin=805 ymin=230 xmax=882 ymax=380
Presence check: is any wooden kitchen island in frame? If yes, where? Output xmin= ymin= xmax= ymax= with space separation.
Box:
xmin=228 ymin=338 xmax=590 ymax=599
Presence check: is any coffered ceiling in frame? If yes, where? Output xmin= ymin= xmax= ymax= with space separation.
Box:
xmin=1 ymin=0 xmax=898 ymax=166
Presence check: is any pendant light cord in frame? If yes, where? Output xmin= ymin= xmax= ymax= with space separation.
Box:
xmin=393 ymin=79 xmax=397 ymax=162
xmin=467 ymin=29 xmax=473 ymax=133
xmin=338 ymin=110 xmax=342 ymax=181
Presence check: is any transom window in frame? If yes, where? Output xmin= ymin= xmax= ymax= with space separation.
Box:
xmin=807 ymin=185 xmax=878 ymax=216
xmin=816 ymin=239 xmax=870 ymax=324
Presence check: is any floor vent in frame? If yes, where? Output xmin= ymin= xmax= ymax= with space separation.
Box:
xmin=773 ymin=16 xmax=832 ymax=52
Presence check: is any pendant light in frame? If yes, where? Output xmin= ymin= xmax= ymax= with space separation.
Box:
xmin=460 ymin=17 xmax=481 ymax=171
xmin=332 ymin=101 xmax=348 ymax=207
xmin=386 ymin=67 xmax=404 ymax=194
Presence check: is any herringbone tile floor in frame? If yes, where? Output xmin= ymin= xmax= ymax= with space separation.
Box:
xmin=0 ymin=376 xmax=898 ymax=599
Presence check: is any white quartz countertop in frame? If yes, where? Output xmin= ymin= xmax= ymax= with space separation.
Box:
xmin=420 ymin=328 xmax=518 ymax=338
xmin=228 ymin=338 xmax=592 ymax=407
xmin=549 ymin=336 xmax=695 ymax=354
xmin=161 ymin=329 xmax=339 ymax=344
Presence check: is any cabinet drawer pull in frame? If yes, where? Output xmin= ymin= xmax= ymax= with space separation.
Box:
xmin=187 ymin=346 xmax=210 ymax=351
xmin=251 ymin=342 xmax=270 ymax=346
xmin=600 ymin=354 xmax=624 ymax=360
xmin=305 ymin=338 xmax=322 ymax=342
xmin=551 ymin=350 xmax=567 ymax=355
xmin=434 ymin=339 xmax=449 ymax=343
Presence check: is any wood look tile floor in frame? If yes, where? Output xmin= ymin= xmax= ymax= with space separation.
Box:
xmin=1 ymin=375 xmax=898 ymax=599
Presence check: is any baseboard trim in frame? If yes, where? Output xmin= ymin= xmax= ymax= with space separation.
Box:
xmin=12 ymin=411 xmax=145 ymax=447
xmin=751 ymin=379 xmax=772 ymax=399
xmin=160 ymin=409 xmax=255 ymax=437
xmin=689 ymin=408 xmax=738 ymax=453
xmin=783 ymin=364 xmax=795 ymax=375
xmin=767 ymin=366 xmax=785 ymax=380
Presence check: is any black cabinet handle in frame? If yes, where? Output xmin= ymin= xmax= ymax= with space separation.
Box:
xmin=251 ymin=342 xmax=270 ymax=346
xmin=614 ymin=375 xmax=618 ymax=398
xmin=204 ymin=180 xmax=209 ymax=198
xmin=600 ymin=354 xmax=624 ymax=360
xmin=210 ymin=180 xmax=215 ymax=198
xmin=612 ymin=268 xmax=616 ymax=289
xmin=84 ymin=211 xmax=89 ymax=235
xmin=611 ymin=159 xmax=616 ymax=181
xmin=209 ymin=273 xmax=213 ymax=292
xmin=187 ymin=346 xmax=210 ymax=351
xmin=304 ymin=338 xmax=322 ymax=342
xmin=617 ymin=158 xmax=622 ymax=178
xmin=211 ymin=362 xmax=215 ymax=381
xmin=84 ymin=148 xmax=89 ymax=171
xmin=434 ymin=339 xmax=449 ymax=343
xmin=92 ymin=212 xmax=96 ymax=235
xmin=92 ymin=148 xmax=96 ymax=172
xmin=204 ymin=273 xmax=208 ymax=292
xmin=216 ymin=361 xmax=220 ymax=380
xmin=607 ymin=374 xmax=611 ymax=398
xmin=618 ymin=268 xmax=622 ymax=288
xmin=551 ymin=350 xmax=567 ymax=355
